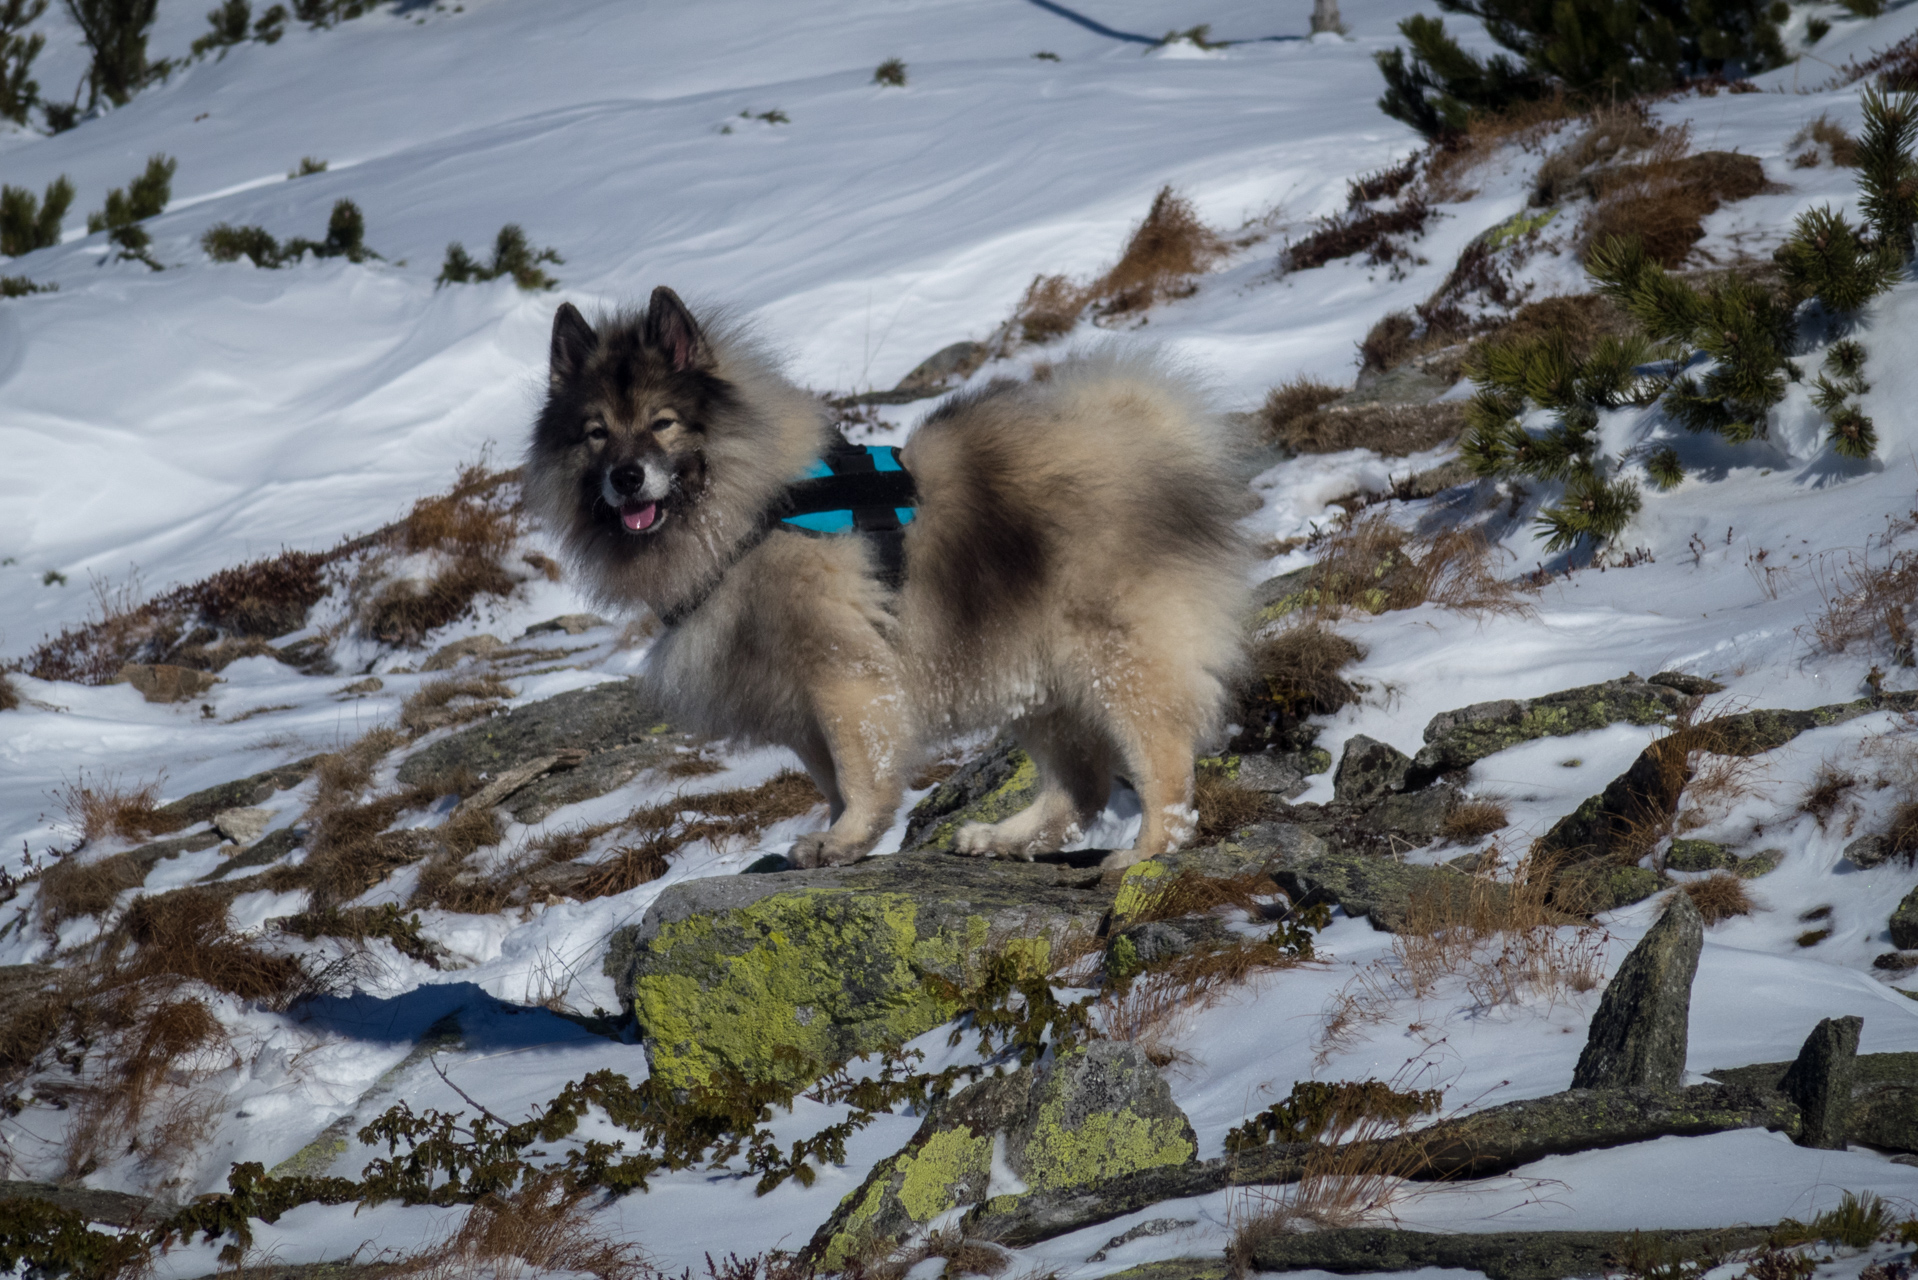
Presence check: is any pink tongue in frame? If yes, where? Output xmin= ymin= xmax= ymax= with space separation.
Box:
xmin=622 ymin=501 xmax=658 ymax=531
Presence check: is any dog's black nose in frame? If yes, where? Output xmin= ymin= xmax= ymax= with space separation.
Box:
xmin=609 ymin=463 xmax=644 ymax=495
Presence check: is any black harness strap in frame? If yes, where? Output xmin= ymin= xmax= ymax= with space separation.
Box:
xmin=656 ymin=436 xmax=917 ymax=627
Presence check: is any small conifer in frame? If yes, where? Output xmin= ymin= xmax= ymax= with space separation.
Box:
xmin=0 ymin=0 xmax=48 ymax=127
xmin=0 ymin=274 xmax=55 ymax=297
xmin=1646 ymin=447 xmax=1684 ymax=490
xmin=873 ymin=57 xmax=906 ymax=87
xmin=61 ymin=0 xmax=160 ymax=107
xmin=190 ymin=0 xmax=249 ymax=57
xmin=436 ymin=224 xmax=562 ymax=290
xmin=0 ymin=176 xmax=74 ymax=257
xmin=86 ymin=153 xmax=175 ymax=233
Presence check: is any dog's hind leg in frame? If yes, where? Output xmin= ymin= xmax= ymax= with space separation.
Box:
xmin=1096 ymin=717 xmax=1199 ymax=870
xmin=954 ymin=712 xmax=1110 ymax=861
xmin=786 ymin=675 xmax=907 ymax=868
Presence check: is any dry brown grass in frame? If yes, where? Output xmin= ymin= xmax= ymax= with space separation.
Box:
xmin=1257 ymin=377 xmax=1346 ymax=446
xmin=1532 ymin=103 xmax=1676 ymax=205
xmin=1790 ymin=113 xmax=1860 ymax=168
xmin=0 ymin=671 xmax=20 ymax=711
xmin=1228 ymin=620 xmax=1365 ymax=754
xmin=1265 ymin=399 xmax=1466 ymax=457
xmin=37 ymin=851 xmax=154 ymax=934
xmin=1581 ymin=147 xmax=1770 ymax=268
xmin=878 ymin=1228 xmax=1010 ymax=1280
xmin=1012 ymin=187 xmax=1226 ymax=343
xmin=572 ymin=771 xmax=823 ymax=900
xmin=1471 ymin=293 xmax=1635 ymax=366
xmin=1421 ymin=90 xmax=1581 ymax=202
xmin=1101 ymin=933 xmax=1310 ymax=1065
xmin=1441 ymin=799 xmax=1510 ymax=843
xmin=1279 ymin=199 xmax=1431 ymax=273
xmin=388 ymin=1171 xmax=653 ymax=1280
xmin=1678 ymin=873 xmax=1754 ymax=925
xmin=61 ymin=994 xmax=233 ymax=1181
xmin=1319 ymin=860 xmax=1603 ymax=1063
xmin=1193 ymin=766 xmax=1272 ymax=845
xmin=1810 ymin=544 xmax=1918 ymax=661
xmin=55 ymin=773 xmax=178 ymax=845
xmin=1800 ymin=763 xmax=1859 ymax=828
xmin=115 ymin=889 xmax=313 ymax=1006
xmin=1284 ymin=515 xmax=1530 ymax=621
xmin=398 ymin=673 xmax=514 ymax=735
xmin=355 ymin=463 xmax=526 ymax=648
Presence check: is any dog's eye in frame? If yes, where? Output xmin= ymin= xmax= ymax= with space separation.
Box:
xmin=649 ymin=417 xmax=679 ymax=433
xmin=585 ymin=423 xmax=609 ymax=441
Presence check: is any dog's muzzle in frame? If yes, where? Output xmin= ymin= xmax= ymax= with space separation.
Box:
xmin=604 ymin=464 xmax=671 ymax=534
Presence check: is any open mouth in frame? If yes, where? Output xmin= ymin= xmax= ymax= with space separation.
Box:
xmin=620 ymin=499 xmax=666 ymax=533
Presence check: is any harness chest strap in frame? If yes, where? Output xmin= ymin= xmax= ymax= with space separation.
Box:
xmin=656 ymin=438 xmax=918 ymax=627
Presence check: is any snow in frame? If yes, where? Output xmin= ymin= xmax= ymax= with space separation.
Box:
xmin=10 ymin=0 xmax=1918 ymax=1273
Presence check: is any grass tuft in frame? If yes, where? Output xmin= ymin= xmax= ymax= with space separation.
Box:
xmin=1011 ymin=186 xmax=1225 ymax=342
xmin=1442 ymin=799 xmax=1510 ymax=843
xmin=1677 ymin=873 xmax=1754 ymax=925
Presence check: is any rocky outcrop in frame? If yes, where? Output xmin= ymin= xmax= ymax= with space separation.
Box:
xmin=1571 ymin=892 xmax=1701 ymax=1090
xmin=1708 ymin=1043 xmax=1918 ymax=1153
xmin=900 ymin=737 xmax=1036 ymax=853
xmin=1332 ymin=735 xmax=1411 ymax=806
xmin=962 ymin=1082 xmax=1799 ymax=1247
xmin=1779 ymin=1015 xmax=1862 ymax=1150
xmin=1409 ymin=674 xmax=1699 ymax=783
xmin=803 ymin=1041 xmax=1195 ymax=1268
xmin=1239 ymin=1225 xmax=1773 ymax=1280
xmin=154 ymin=757 xmax=318 ymax=829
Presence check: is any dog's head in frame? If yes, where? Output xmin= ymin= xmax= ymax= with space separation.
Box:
xmin=532 ymin=286 xmax=726 ymax=547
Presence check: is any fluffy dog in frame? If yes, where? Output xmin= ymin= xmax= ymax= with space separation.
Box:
xmin=523 ymin=287 xmax=1249 ymax=869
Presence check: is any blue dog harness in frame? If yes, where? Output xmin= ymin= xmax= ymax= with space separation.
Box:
xmin=770 ymin=438 xmax=917 ymax=588
xmin=656 ymin=435 xmax=918 ymax=627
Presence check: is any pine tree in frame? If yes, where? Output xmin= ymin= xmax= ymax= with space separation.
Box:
xmin=0 ymin=176 xmax=73 ymax=257
xmin=436 ymin=224 xmax=562 ymax=291
xmin=61 ymin=0 xmax=158 ymax=107
xmin=1376 ymin=0 xmax=1786 ymax=137
xmin=86 ymin=154 xmax=174 ymax=233
xmin=0 ymin=0 xmax=48 ymax=127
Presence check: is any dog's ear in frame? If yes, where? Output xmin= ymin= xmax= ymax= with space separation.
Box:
xmin=549 ymin=302 xmax=596 ymax=390
xmin=644 ymin=286 xmax=710 ymax=373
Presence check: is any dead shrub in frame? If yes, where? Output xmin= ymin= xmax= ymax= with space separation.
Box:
xmin=389 ymin=1170 xmax=653 ymax=1280
xmin=1532 ymin=103 xmax=1676 ymax=205
xmin=1257 ymin=377 xmax=1346 ymax=446
xmin=1284 ymin=515 xmax=1529 ymax=620
xmin=1101 ymin=929 xmax=1312 ymax=1063
xmin=62 ymin=994 xmax=232 ymax=1180
xmin=1280 ymin=199 xmax=1430 ymax=273
xmin=573 ymin=772 xmax=823 ymax=900
xmin=1581 ymin=149 xmax=1769 ymax=269
xmin=1441 ymin=799 xmax=1509 ymax=843
xmin=1011 ymin=187 xmax=1225 ymax=342
xmin=55 ymin=773 xmax=176 ymax=844
xmin=1678 ymin=873 xmax=1754 ymax=925
xmin=0 ymin=671 xmax=20 ymax=711
xmin=1348 ymin=156 xmax=1419 ymax=207
xmin=1889 ymin=800 xmax=1918 ymax=862
xmin=1193 ymin=766 xmax=1271 ymax=844
xmin=1790 ymin=113 xmax=1861 ymax=168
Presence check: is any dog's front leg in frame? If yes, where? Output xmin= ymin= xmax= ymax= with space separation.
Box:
xmin=786 ymin=675 xmax=907 ymax=868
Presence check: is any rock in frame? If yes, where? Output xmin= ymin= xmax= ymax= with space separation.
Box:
xmin=1412 ymin=675 xmax=1694 ymax=781
xmin=1846 ymin=834 xmax=1897 ymax=869
xmin=1875 ymin=951 xmax=1918 ymax=972
xmin=201 ymin=826 xmax=304 ymax=882
xmin=273 ymin=635 xmax=337 ymax=676
xmin=1332 ymin=735 xmax=1410 ymax=806
xmin=1345 ymin=362 xmax=1454 ymax=405
xmin=900 ymin=735 xmax=1036 ymax=853
xmin=1649 ymin=671 xmax=1725 ymax=696
xmin=1554 ymin=863 xmax=1664 ymax=914
xmin=336 ymin=676 xmax=383 ymax=697
xmin=893 ymin=340 xmax=988 ymax=394
xmin=1893 ymin=885 xmax=1918 ymax=950
xmin=420 ymin=634 xmax=505 ymax=671
xmin=154 ymin=757 xmax=319 ymax=829
xmin=1106 ymin=916 xmax=1238 ymax=977
xmin=395 ymin=678 xmax=675 ymax=789
xmin=1711 ymin=1048 xmax=1918 ymax=1155
xmin=117 ymin=663 xmax=221 ymax=704
xmin=521 ymin=613 xmax=610 ymax=637
xmin=212 ymin=807 xmax=275 ymax=844
xmin=1779 ymin=1015 xmax=1862 ymax=1149
xmin=1571 ymin=891 xmax=1702 ymax=1090
xmin=606 ymin=851 xmax=1117 ymax=1091
xmin=804 ymin=1040 xmax=1195 ymax=1268
xmin=1667 ymin=838 xmax=1734 ymax=872
xmin=1086 ymin=1218 xmax=1198 ymax=1264
xmin=0 ymin=1180 xmax=162 ymax=1228
xmin=1244 ymin=1226 xmax=1774 ymax=1280
xmin=1363 ymin=784 xmax=1458 ymax=838
xmin=1259 ymin=845 xmax=1487 ymax=933
xmin=1735 ymin=849 xmax=1781 ymax=879
xmin=504 ymin=744 xmax=668 ymax=824
xmin=1234 ymin=749 xmax=1326 ymax=799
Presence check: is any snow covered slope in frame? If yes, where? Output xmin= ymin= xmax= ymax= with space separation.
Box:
xmin=10 ymin=0 xmax=1918 ymax=1274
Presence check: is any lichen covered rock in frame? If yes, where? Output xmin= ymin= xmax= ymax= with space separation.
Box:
xmin=1411 ymin=675 xmax=1694 ymax=781
xmin=607 ymin=852 xmax=1115 ymax=1091
xmin=1572 ymin=891 xmax=1702 ymax=1090
xmin=805 ymin=1041 xmax=1195 ymax=1267
xmin=900 ymin=736 xmax=1037 ymax=852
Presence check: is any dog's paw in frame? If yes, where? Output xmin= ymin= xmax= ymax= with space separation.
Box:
xmin=1098 ymin=847 xmax=1153 ymax=871
xmin=787 ymin=835 xmax=831 ymax=869
xmin=953 ymin=823 xmax=1036 ymax=860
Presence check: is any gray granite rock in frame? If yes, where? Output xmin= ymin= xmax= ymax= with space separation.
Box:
xmin=1779 ymin=1015 xmax=1862 ymax=1149
xmin=1571 ymin=891 xmax=1702 ymax=1090
xmin=1333 ymin=735 xmax=1410 ymax=806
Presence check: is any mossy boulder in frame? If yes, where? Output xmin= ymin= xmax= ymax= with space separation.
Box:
xmin=395 ymin=677 xmax=683 ymax=790
xmin=1554 ymin=862 xmax=1664 ymax=914
xmin=1258 ymin=845 xmax=1488 ymax=932
xmin=605 ymin=852 xmax=1116 ymax=1091
xmin=1892 ymin=884 xmax=1918 ymax=951
xmin=901 ymin=735 xmax=1037 ymax=852
xmin=1410 ymin=675 xmax=1696 ymax=782
xmin=1666 ymin=838 xmax=1733 ymax=872
xmin=803 ymin=1040 xmax=1195 ymax=1268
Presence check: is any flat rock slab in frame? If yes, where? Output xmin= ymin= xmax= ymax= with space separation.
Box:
xmin=395 ymin=677 xmax=680 ymax=791
xmin=1244 ymin=1225 xmax=1774 ymax=1280
xmin=155 ymin=757 xmax=318 ymax=829
xmin=607 ymin=850 xmax=1120 ymax=1091
xmin=1411 ymin=674 xmax=1696 ymax=782
xmin=0 ymin=1180 xmax=162 ymax=1227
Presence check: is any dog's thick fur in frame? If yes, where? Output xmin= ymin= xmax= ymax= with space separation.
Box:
xmin=524 ymin=288 xmax=1250 ymax=869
